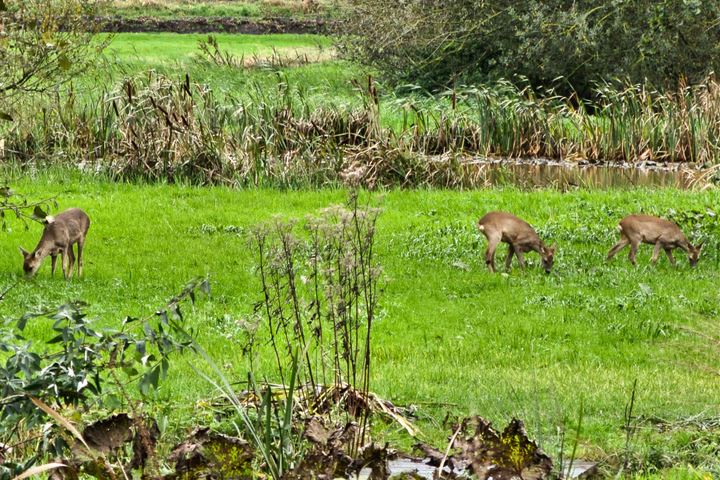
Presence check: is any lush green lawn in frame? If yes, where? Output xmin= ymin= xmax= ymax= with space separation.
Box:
xmin=2 ymin=172 xmax=719 ymax=474
xmin=110 ymin=0 xmax=337 ymax=19
xmin=112 ymin=0 xmax=265 ymax=18
xmin=104 ymin=32 xmax=332 ymax=66
xmin=92 ymin=32 xmax=361 ymax=105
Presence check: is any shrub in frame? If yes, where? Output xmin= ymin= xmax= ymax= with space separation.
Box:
xmin=338 ymin=0 xmax=720 ymax=95
xmin=0 ymin=0 xmax=108 ymax=114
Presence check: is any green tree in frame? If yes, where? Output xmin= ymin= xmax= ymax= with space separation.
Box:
xmin=338 ymin=0 xmax=720 ymax=95
xmin=0 ymin=0 xmax=108 ymax=117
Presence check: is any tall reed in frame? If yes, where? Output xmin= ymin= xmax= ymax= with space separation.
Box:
xmin=4 ymin=72 xmax=720 ymax=188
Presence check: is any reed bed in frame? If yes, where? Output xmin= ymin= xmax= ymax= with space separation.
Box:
xmin=4 ymin=73 xmax=720 ymax=188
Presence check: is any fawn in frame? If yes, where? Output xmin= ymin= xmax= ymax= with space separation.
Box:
xmin=19 ymin=208 xmax=90 ymax=278
xmin=607 ymin=214 xmax=703 ymax=267
xmin=477 ymin=212 xmax=556 ymax=273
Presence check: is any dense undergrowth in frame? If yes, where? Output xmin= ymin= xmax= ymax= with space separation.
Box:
xmin=339 ymin=1 xmax=720 ymax=96
xmin=5 ymin=71 xmax=720 ymax=189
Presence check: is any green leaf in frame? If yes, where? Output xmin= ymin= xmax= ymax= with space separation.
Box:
xmin=57 ymin=54 xmax=71 ymax=72
xmin=103 ymin=394 xmax=122 ymax=410
xmin=33 ymin=206 xmax=48 ymax=220
xmin=139 ymin=365 xmax=161 ymax=396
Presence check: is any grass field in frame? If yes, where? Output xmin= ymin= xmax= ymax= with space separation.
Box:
xmin=93 ymin=32 xmax=357 ymax=103
xmin=104 ymin=32 xmax=333 ymax=66
xmin=111 ymin=0 xmax=336 ymax=19
xmin=2 ymin=172 xmax=719 ymax=474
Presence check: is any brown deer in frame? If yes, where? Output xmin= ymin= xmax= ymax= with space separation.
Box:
xmin=19 ymin=208 xmax=90 ymax=278
xmin=477 ymin=212 xmax=556 ymax=273
xmin=607 ymin=214 xmax=703 ymax=267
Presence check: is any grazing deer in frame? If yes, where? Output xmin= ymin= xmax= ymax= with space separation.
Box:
xmin=19 ymin=208 xmax=90 ymax=278
xmin=607 ymin=214 xmax=703 ymax=267
xmin=477 ymin=212 xmax=556 ymax=273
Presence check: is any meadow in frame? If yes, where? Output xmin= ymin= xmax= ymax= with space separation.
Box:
xmin=110 ymin=0 xmax=337 ymax=19
xmin=2 ymin=171 xmax=720 ymax=475
xmin=1 ymin=26 xmax=720 ymax=478
xmin=104 ymin=32 xmax=334 ymax=67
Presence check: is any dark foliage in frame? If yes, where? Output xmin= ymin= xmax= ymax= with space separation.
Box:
xmin=338 ymin=0 xmax=720 ymax=95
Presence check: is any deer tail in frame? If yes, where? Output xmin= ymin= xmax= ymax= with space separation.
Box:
xmin=45 ymin=215 xmax=56 ymax=225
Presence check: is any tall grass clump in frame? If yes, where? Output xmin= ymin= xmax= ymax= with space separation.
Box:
xmin=5 ymin=72 xmax=720 ymax=188
xmin=188 ymin=194 xmax=383 ymax=478
xmin=249 ymin=194 xmax=380 ymax=440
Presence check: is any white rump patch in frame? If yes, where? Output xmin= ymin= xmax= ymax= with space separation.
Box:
xmin=45 ymin=215 xmax=56 ymax=224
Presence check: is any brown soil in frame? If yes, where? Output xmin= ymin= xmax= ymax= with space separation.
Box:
xmin=98 ymin=16 xmax=330 ymax=34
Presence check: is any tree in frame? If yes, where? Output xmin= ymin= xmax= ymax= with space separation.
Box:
xmin=337 ymin=0 xmax=720 ymax=95
xmin=0 ymin=0 xmax=108 ymax=117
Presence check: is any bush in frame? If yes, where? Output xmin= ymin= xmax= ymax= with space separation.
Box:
xmin=338 ymin=0 xmax=720 ymax=95
xmin=0 ymin=0 xmax=108 ymax=116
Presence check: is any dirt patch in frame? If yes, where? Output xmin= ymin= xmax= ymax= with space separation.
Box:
xmin=98 ymin=15 xmax=330 ymax=34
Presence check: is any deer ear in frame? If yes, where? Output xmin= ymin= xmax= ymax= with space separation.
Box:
xmin=18 ymin=246 xmax=28 ymax=257
xmin=697 ymin=241 xmax=705 ymax=252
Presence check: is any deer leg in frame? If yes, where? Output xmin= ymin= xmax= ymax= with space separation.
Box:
xmin=51 ymin=254 xmax=57 ymax=276
xmin=485 ymin=235 xmax=501 ymax=273
xmin=628 ymin=240 xmax=639 ymax=266
xmin=515 ymin=249 xmax=526 ymax=270
xmin=664 ymin=247 xmax=676 ymax=266
xmin=66 ymin=245 xmax=76 ymax=280
xmin=61 ymin=249 xmax=68 ymax=279
xmin=504 ymin=244 xmax=515 ymax=271
xmin=607 ymin=237 xmax=629 ymax=260
xmin=651 ymin=242 xmax=662 ymax=265
xmin=76 ymin=238 xmax=84 ymax=277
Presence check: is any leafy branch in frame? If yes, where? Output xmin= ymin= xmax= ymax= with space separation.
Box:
xmin=0 ymin=277 xmax=209 ymax=469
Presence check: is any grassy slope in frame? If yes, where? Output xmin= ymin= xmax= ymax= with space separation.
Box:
xmin=104 ymin=32 xmax=333 ymax=65
xmin=93 ymin=32 xmax=359 ymax=105
xmin=110 ymin=0 xmax=337 ymax=19
xmin=2 ymin=172 xmax=719 ymax=470
xmin=112 ymin=1 xmax=264 ymax=18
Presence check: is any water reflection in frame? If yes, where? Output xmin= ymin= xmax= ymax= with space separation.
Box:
xmin=467 ymin=159 xmax=706 ymax=189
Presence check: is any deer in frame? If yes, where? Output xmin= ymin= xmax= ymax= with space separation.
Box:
xmin=477 ymin=211 xmax=556 ymax=273
xmin=607 ymin=214 xmax=703 ymax=267
xmin=19 ymin=208 xmax=90 ymax=279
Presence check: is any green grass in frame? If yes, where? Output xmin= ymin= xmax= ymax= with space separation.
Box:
xmin=93 ymin=32 xmax=359 ymax=103
xmin=113 ymin=1 xmax=263 ymax=18
xmin=110 ymin=0 xmax=336 ymax=19
xmin=1 ymin=171 xmax=719 ymax=475
xmin=104 ymin=32 xmax=332 ymax=66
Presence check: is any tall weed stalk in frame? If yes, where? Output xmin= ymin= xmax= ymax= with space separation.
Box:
xmin=251 ymin=192 xmax=381 ymax=452
xmin=6 ymin=72 xmax=720 ymax=188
